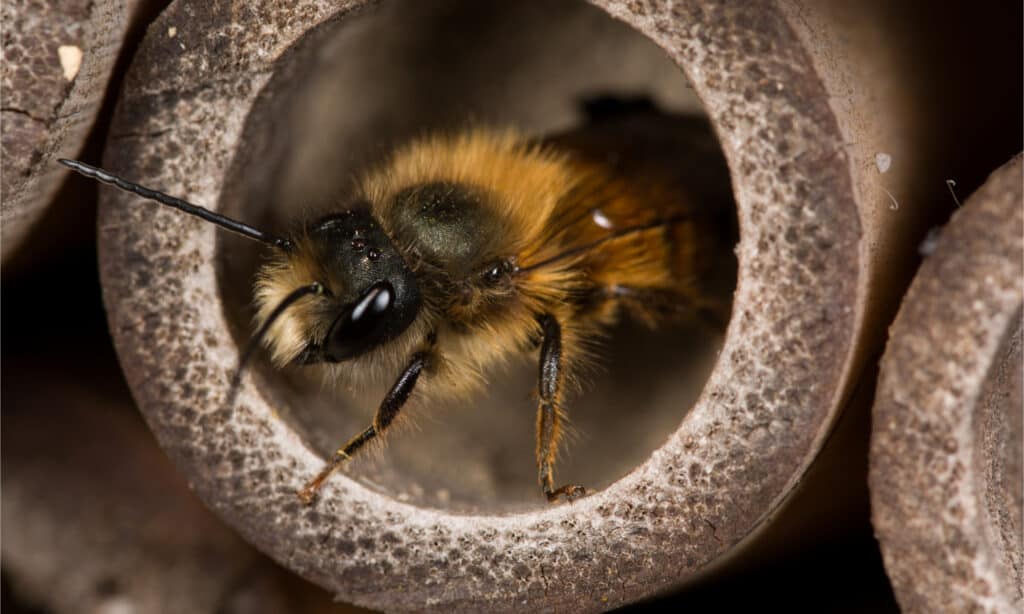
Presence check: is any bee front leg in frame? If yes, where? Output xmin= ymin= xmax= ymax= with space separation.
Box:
xmin=297 ymin=350 xmax=430 ymax=505
xmin=536 ymin=315 xmax=586 ymax=503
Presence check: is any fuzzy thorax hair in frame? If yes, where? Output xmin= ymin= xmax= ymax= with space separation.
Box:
xmin=253 ymin=130 xmax=594 ymax=399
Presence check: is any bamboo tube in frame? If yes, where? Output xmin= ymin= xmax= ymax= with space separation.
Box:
xmin=871 ymin=154 xmax=1023 ymax=613
xmin=1 ymin=0 xmax=141 ymax=261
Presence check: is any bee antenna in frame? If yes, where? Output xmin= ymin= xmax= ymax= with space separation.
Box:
xmin=58 ymin=158 xmax=294 ymax=251
xmin=227 ymin=282 xmax=327 ymax=404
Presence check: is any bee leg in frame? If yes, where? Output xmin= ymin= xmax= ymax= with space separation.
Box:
xmin=536 ymin=315 xmax=586 ymax=503
xmin=297 ymin=350 xmax=429 ymax=504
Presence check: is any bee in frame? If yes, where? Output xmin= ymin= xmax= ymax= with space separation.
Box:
xmin=60 ymin=98 xmax=735 ymax=505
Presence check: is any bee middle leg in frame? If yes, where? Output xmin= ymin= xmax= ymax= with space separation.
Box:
xmin=536 ymin=314 xmax=586 ymax=503
xmin=297 ymin=351 xmax=429 ymax=504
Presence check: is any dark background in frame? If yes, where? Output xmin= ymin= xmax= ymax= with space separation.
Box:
xmin=3 ymin=0 xmax=1021 ymax=612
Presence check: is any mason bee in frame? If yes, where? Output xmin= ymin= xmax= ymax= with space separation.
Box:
xmin=61 ymin=99 xmax=735 ymax=505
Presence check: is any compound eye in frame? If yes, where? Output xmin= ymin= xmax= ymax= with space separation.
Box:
xmin=483 ymin=264 xmax=503 ymax=284
xmin=482 ymin=259 xmax=514 ymax=285
xmin=324 ymin=281 xmax=395 ymax=362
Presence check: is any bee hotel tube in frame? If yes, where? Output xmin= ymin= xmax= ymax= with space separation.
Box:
xmin=1 ymin=0 xmax=140 ymax=262
xmin=870 ymin=155 xmax=1023 ymax=613
xmin=96 ymin=0 xmax=1004 ymax=610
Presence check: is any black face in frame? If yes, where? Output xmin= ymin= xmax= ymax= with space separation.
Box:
xmin=303 ymin=208 xmax=421 ymax=363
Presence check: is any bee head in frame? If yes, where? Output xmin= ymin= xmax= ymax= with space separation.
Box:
xmin=299 ymin=208 xmax=422 ymax=363
xmin=252 ymin=207 xmax=422 ymax=366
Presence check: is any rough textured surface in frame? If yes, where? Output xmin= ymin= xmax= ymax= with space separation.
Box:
xmin=1 ymin=0 xmax=137 ymax=261
xmin=95 ymin=0 xmax=953 ymax=610
xmin=871 ymin=154 xmax=1024 ymax=613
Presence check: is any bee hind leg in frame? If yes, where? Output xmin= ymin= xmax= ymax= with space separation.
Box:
xmin=297 ymin=350 xmax=430 ymax=505
xmin=536 ymin=315 xmax=586 ymax=503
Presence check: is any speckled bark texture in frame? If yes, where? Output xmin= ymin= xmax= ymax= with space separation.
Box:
xmin=871 ymin=154 xmax=1024 ymax=613
xmin=1 ymin=0 xmax=137 ymax=261
xmin=95 ymin=0 xmax=951 ymax=610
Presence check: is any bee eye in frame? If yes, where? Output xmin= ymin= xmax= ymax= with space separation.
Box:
xmin=483 ymin=264 xmax=503 ymax=284
xmin=324 ymin=281 xmax=395 ymax=362
xmin=483 ymin=260 xmax=513 ymax=285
